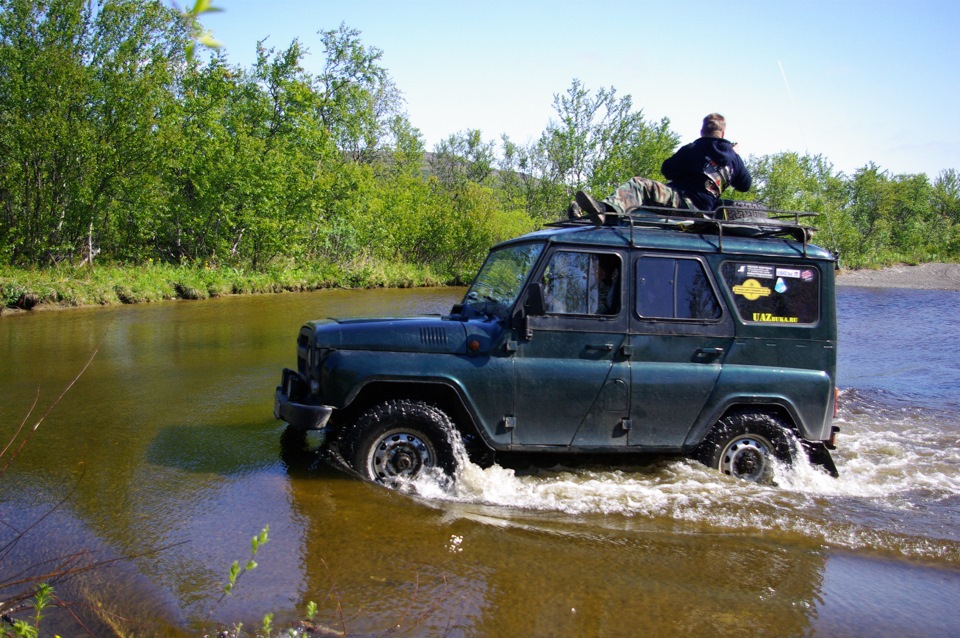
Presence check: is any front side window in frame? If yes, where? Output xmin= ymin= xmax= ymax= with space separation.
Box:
xmin=721 ymin=262 xmax=820 ymax=325
xmin=540 ymin=251 xmax=621 ymax=316
xmin=636 ymin=256 xmax=721 ymax=320
xmin=464 ymin=242 xmax=544 ymax=318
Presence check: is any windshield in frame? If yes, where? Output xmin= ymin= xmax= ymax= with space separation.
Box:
xmin=462 ymin=242 xmax=544 ymax=319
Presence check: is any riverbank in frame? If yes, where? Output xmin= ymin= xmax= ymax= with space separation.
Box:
xmin=836 ymin=262 xmax=960 ymax=291
xmin=0 ymin=260 xmax=457 ymax=315
xmin=3 ymin=261 xmax=958 ymax=316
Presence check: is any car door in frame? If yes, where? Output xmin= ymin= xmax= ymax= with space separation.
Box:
xmin=511 ymin=249 xmax=631 ymax=447
xmin=627 ymin=254 xmax=735 ymax=448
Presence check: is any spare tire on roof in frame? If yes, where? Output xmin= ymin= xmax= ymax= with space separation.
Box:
xmin=716 ymin=199 xmax=769 ymax=221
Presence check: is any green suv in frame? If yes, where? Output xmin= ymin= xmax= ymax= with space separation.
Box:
xmin=275 ymin=207 xmax=840 ymax=484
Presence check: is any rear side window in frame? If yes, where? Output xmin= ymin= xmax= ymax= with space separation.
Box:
xmin=720 ymin=262 xmax=820 ymax=325
xmin=635 ymin=256 xmax=721 ymax=320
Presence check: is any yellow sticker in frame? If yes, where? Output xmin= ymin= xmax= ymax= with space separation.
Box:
xmin=752 ymin=313 xmax=799 ymax=323
xmin=732 ymin=279 xmax=771 ymax=300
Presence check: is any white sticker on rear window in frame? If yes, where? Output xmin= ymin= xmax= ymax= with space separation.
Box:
xmin=737 ymin=264 xmax=775 ymax=279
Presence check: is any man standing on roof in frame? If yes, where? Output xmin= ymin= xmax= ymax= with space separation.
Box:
xmin=574 ymin=113 xmax=752 ymax=223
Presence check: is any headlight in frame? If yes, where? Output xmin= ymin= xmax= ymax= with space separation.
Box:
xmin=308 ymin=347 xmax=332 ymax=370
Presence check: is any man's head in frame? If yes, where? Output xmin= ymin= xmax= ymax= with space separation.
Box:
xmin=701 ymin=113 xmax=726 ymax=138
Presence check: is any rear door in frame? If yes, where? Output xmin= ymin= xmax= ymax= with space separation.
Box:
xmin=627 ymin=254 xmax=735 ymax=448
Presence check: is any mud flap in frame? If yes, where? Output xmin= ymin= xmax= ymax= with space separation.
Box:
xmin=803 ymin=442 xmax=839 ymax=477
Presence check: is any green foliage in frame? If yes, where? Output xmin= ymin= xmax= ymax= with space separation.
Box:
xmin=316 ymin=23 xmax=403 ymax=163
xmin=431 ymin=129 xmax=497 ymax=189
xmin=2 ymin=583 xmax=53 ymax=638
xmin=0 ymin=0 xmax=187 ymax=266
xmin=834 ymin=164 xmax=949 ymax=267
xmin=933 ymin=169 xmax=960 ymax=224
xmin=744 ymin=153 xmax=960 ymax=269
xmin=746 ymin=152 xmax=850 ymax=255
xmin=528 ymin=79 xmax=679 ymax=218
xmin=0 ymin=259 xmax=458 ymax=312
xmin=1 ymin=281 xmax=27 ymax=308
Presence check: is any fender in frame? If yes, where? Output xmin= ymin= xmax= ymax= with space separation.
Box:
xmin=686 ymin=366 xmax=835 ymax=448
xmin=324 ymin=349 xmax=515 ymax=450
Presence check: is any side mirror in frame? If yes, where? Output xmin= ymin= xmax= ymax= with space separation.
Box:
xmin=524 ymin=283 xmax=546 ymax=316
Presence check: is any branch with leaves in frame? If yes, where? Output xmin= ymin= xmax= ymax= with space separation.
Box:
xmin=178 ymin=0 xmax=223 ymax=61
xmin=219 ymin=525 xmax=269 ymax=603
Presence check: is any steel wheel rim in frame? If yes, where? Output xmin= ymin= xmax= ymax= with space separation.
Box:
xmin=370 ymin=431 xmax=434 ymax=480
xmin=720 ymin=435 xmax=772 ymax=481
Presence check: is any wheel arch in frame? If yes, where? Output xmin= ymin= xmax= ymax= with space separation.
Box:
xmin=687 ymin=399 xmax=801 ymax=451
xmin=334 ymin=378 xmax=488 ymax=449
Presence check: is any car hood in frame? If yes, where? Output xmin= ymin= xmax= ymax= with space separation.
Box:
xmin=305 ymin=316 xmax=504 ymax=355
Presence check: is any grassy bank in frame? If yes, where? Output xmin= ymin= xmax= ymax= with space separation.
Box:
xmin=1 ymin=259 xmax=457 ymax=313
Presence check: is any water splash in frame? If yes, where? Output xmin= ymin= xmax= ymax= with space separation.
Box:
xmin=396 ymin=389 xmax=960 ymax=565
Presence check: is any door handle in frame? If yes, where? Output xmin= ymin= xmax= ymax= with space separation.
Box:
xmin=587 ymin=343 xmax=614 ymax=351
xmin=695 ymin=347 xmax=724 ymax=358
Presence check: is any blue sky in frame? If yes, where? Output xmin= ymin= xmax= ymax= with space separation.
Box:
xmin=204 ymin=0 xmax=958 ymax=178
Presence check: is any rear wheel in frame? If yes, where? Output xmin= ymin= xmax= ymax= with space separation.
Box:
xmin=696 ymin=412 xmax=793 ymax=482
xmin=339 ymin=399 xmax=458 ymax=485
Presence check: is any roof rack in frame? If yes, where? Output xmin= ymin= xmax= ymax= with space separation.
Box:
xmin=551 ymin=204 xmax=820 ymax=256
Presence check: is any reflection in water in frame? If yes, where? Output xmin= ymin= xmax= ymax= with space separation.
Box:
xmin=282 ymin=456 xmax=828 ymax=637
xmin=0 ymin=286 xmax=958 ymax=635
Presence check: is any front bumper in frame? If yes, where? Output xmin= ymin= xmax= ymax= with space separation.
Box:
xmin=274 ymin=368 xmax=334 ymax=431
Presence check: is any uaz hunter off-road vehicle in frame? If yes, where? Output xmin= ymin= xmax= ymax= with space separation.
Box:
xmin=275 ymin=203 xmax=840 ymax=485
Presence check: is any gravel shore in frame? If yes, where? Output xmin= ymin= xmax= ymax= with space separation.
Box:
xmin=837 ymin=262 xmax=960 ymax=291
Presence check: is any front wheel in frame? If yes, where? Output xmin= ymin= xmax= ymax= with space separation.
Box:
xmin=696 ymin=412 xmax=794 ymax=482
xmin=339 ymin=399 xmax=458 ymax=485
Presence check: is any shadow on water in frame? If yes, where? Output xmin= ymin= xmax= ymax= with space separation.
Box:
xmin=146 ymin=421 xmax=282 ymax=476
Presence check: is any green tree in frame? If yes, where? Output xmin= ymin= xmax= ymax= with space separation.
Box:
xmin=0 ymin=0 xmax=95 ymax=263
xmin=494 ymin=134 xmax=530 ymax=205
xmin=84 ymin=0 xmax=186 ymax=262
xmin=316 ymin=22 xmax=403 ymax=164
xmin=746 ymin=152 xmax=852 ymax=256
xmin=528 ymin=78 xmax=678 ymax=218
xmin=163 ymin=41 xmax=336 ymax=268
xmin=430 ymin=129 xmax=497 ymax=190
xmin=378 ymin=114 xmax=426 ymax=181
xmin=842 ymin=164 xmax=945 ymax=265
xmin=0 ymin=0 xmax=187 ymax=265
xmin=933 ymin=169 xmax=960 ymax=224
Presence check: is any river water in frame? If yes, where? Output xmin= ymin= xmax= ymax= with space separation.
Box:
xmin=1 ymin=285 xmax=958 ymax=636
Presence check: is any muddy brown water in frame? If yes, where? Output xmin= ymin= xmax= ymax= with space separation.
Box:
xmin=1 ymin=286 xmax=959 ymax=636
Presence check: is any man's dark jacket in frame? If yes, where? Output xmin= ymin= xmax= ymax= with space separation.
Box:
xmin=661 ymin=137 xmax=751 ymax=211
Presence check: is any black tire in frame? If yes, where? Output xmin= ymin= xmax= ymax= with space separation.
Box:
xmin=695 ymin=411 xmax=794 ymax=482
xmin=717 ymin=199 xmax=769 ymax=221
xmin=339 ymin=399 xmax=458 ymax=485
